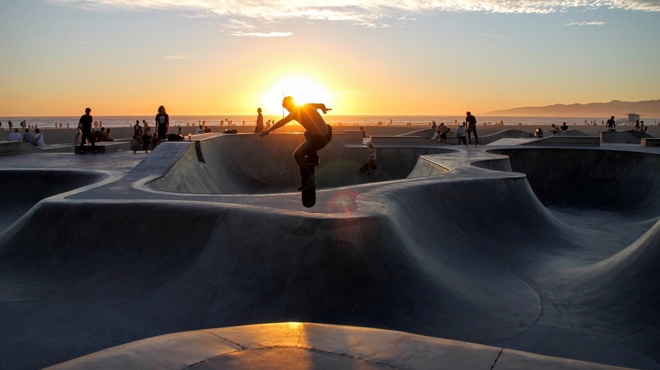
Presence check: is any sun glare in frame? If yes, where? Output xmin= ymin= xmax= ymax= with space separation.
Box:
xmin=261 ymin=77 xmax=333 ymax=115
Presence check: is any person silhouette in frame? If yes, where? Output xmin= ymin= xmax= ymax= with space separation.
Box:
xmin=155 ymin=105 xmax=169 ymax=141
xmin=79 ymin=107 xmax=95 ymax=153
xmin=466 ymin=111 xmax=478 ymax=145
xmin=260 ymin=96 xmax=332 ymax=190
xmin=254 ymin=107 xmax=264 ymax=133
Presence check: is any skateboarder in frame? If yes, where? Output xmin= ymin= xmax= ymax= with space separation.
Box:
xmin=260 ymin=96 xmax=332 ymax=190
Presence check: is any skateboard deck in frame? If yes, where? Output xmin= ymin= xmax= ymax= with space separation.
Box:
xmin=301 ymin=165 xmax=316 ymax=208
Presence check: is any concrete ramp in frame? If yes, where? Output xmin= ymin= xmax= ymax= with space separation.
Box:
xmin=147 ymin=133 xmax=453 ymax=194
xmin=490 ymin=148 xmax=660 ymax=214
xmin=0 ymin=139 xmax=658 ymax=369
xmin=0 ymin=169 xmax=109 ymax=233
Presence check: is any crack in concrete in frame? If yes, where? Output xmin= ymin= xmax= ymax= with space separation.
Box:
xmin=491 ymin=348 xmax=504 ymax=370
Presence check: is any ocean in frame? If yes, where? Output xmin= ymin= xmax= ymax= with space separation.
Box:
xmin=1 ymin=115 xmax=658 ymax=129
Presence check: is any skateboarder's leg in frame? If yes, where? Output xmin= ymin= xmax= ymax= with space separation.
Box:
xmin=294 ymin=141 xmax=316 ymax=191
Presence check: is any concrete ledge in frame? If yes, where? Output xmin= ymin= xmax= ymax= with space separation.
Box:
xmin=371 ymin=135 xmax=449 ymax=146
xmin=641 ymin=138 xmax=660 ymax=147
xmin=74 ymin=141 xmax=130 ymax=154
xmin=601 ymin=130 xmax=651 ymax=144
xmin=341 ymin=130 xmax=366 ymax=144
xmin=523 ymin=136 xmax=600 ymax=147
xmin=0 ymin=141 xmax=41 ymax=156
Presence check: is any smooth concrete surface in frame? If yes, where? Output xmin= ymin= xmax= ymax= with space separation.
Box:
xmin=601 ymin=130 xmax=653 ymax=144
xmin=48 ymin=323 xmax=629 ymax=370
xmin=0 ymin=141 xmax=41 ymax=156
xmin=0 ymin=130 xmax=658 ymax=369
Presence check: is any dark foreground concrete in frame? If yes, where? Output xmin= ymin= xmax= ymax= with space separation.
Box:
xmin=0 ymin=130 xmax=658 ymax=369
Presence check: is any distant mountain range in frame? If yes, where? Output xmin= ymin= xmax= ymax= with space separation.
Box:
xmin=486 ymin=99 xmax=660 ymax=118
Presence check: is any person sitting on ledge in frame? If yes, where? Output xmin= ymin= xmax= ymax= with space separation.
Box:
xmin=8 ymin=128 xmax=22 ymax=142
xmin=549 ymin=124 xmax=559 ymax=135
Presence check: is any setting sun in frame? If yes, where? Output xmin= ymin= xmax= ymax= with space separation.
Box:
xmin=261 ymin=76 xmax=333 ymax=115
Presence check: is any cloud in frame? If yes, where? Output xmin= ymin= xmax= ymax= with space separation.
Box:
xmin=565 ymin=20 xmax=607 ymax=26
xmin=230 ymin=31 xmax=293 ymax=37
xmin=46 ymin=1 xmax=660 ymax=25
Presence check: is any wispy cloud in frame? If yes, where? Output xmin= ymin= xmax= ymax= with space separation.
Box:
xmin=46 ymin=0 xmax=660 ymax=14
xmin=164 ymin=55 xmax=186 ymax=59
xmin=565 ymin=20 xmax=607 ymax=26
xmin=477 ymin=32 xmax=505 ymax=39
xmin=46 ymin=1 xmax=660 ymax=29
xmin=230 ymin=31 xmax=293 ymax=38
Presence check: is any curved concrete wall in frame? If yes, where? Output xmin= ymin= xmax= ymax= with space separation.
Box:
xmin=489 ymin=148 xmax=660 ymax=214
xmin=0 ymin=169 xmax=109 ymax=233
xmin=147 ymin=134 xmax=453 ymax=194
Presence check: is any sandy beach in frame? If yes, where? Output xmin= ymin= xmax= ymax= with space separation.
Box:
xmin=4 ymin=122 xmax=656 ymax=145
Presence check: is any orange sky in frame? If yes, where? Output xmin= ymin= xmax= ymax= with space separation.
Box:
xmin=1 ymin=1 xmax=659 ymax=117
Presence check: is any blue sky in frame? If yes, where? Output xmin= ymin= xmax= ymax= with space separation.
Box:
xmin=1 ymin=0 xmax=659 ymax=115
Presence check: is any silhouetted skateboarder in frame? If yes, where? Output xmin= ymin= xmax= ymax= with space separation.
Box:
xmin=260 ymin=96 xmax=332 ymax=207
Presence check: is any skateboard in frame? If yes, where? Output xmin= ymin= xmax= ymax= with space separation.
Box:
xmin=301 ymin=158 xmax=318 ymax=208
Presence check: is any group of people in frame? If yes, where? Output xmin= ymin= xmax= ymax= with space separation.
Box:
xmin=634 ymin=119 xmax=649 ymax=133
xmin=131 ymin=119 xmax=163 ymax=153
xmin=548 ymin=122 xmax=570 ymax=135
xmin=74 ymin=126 xmax=113 ymax=145
xmin=7 ymin=127 xmax=45 ymax=146
xmin=430 ymin=111 xmax=479 ymax=146
xmin=77 ymin=106 xmax=170 ymax=154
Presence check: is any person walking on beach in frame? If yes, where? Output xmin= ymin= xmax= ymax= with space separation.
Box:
xmin=254 ymin=107 xmax=264 ymax=133
xmin=155 ymin=105 xmax=169 ymax=141
xmin=79 ymin=107 xmax=95 ymax=153
xmin=260 ymin=96 xmax=332 ymax=190
xmin=466 ymin=111 xmax=478 ymax=145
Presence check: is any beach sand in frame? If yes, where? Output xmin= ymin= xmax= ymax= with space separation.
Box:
xmin=3 ymin=123 xmax=656 ymax=145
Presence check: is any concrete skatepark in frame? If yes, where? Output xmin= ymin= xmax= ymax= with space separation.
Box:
xmin=0 ymin=128 xmax=658 ymax=369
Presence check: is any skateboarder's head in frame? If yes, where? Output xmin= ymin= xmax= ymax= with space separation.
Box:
xmin=282 ymin=96 xmax=296 ymax=111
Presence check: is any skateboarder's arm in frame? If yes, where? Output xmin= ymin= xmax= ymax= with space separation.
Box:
xmin=260 ymin=115 xmax=293 ymax=136
xmin=308 ymin=103 xmax=331 ymax=114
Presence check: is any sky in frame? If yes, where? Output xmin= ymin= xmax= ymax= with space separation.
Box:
xmin=1 ymin=0 xmax=659 ymax=116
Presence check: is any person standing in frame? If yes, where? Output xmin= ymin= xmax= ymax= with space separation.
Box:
xmin=254 ymin=107 xmax=264 ymax=133
xmin=359 ymin=141 xmax=377 ymax=175
xmin=457 ymin=122 xmax=467 ymax=146
xmin=79 ymin=107 xmax=95 ymax=153
xmin=155 ymin=105 xmax=169 ymax=141
xmin=466 ymin=111 xmax=478 ymax=146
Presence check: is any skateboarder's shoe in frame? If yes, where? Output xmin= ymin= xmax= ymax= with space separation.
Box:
xmin=297 ymin=177 xmax=316 ymax=191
